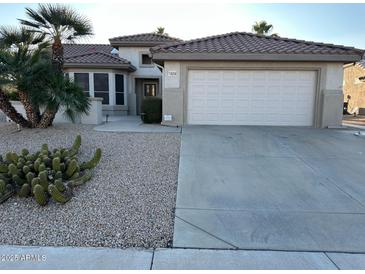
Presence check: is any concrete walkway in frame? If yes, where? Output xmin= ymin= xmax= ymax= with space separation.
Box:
xmin=93 ymin=115 xmax=181 ymax=133
xmin=1 ymin=245 xmax=365 ymax=269
xmin=175 ymin=126 xmax=365 ymax=252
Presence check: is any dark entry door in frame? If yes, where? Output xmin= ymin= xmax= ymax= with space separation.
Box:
xmin=136 ymin=80 xmax=158 ymax=115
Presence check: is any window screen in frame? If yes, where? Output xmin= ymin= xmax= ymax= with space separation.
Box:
xmin=74 ymin=73 xmax=89 ymax=91
xmin=115 ymin=74 xmax=124 ymax=105
xmin=94 ymin=73 xmax=109 ymax=104
xmin=94 ymin=73 xmax=109 ymax=91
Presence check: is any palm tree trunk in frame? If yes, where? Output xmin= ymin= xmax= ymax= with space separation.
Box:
xmin=18 ymin=90 xmax=39 ymax=127
xmin=52 ymin=38 xmax=64 ymax=73
xmin=43 ymin=37 xmax=64 ymax=126
xmin=38 ymin=108 xmax=56 ymax=128
xmin=0 ymin=88 xmax=31 ymax=128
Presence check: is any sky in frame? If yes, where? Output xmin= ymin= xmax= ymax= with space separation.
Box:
xmin=0 ymin=2 xmax=364 ymax=49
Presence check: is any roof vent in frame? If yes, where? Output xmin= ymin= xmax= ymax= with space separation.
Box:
xmin=111 ymin=48 xmax=119 ymax=55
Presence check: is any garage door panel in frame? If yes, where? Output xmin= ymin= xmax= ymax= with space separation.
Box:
xmin=236 ymin=71 xmax=252 ymax=80
xmin=252 ymin=72 xmax=266 ymax=81
xmin=234 ymin=100 xmax=250 ymax=110
xmin=190 ymin=71 xmax=206 ymax=81
xmin=267 ymin=71 xmax=283 ymax=81
xmin=189 ymin=84 xmax=206 ymax=96
xmin=206 ymin=99 xmax=220 ymax=108
xmin=221 ymin=85 xmax=236 ymax=96
xmin=188 ymin=70 xmax=316 ymax=126
xmin=222 ymin=71 xmax=236 ymax=80
xmin=206 ymin=71 xmax=220 ymax=81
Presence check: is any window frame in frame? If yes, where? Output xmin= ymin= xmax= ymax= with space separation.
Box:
xmin=93 ymin=73 xmax=110 ymax=105
xmin=74 ymin=72 xmax=90 ymax=97
xmin=115 ymin=74 xmax=125 ymax=106
xmin=139 ymin=52 xmax=154 ymax=67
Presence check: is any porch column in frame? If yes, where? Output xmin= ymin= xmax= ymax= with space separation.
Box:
xmin=89 ymin=72 xmax=95 ymax=97
xmin=68 ymin=72 xmax=74 ymax=81
xmin=109 ymin=72 xmax=116 ymax=106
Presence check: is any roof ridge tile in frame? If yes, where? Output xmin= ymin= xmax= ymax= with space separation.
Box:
xmin=109 ymin=32 xmax=182 ymax=43
xmin=151 ymin=31 xmax=364 ymax=55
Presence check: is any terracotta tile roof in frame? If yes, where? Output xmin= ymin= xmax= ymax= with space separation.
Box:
xmin=63 ymin=44 xmax=135 ymax=71
xmin=65 ymin=51 xmax=130 ymax=65
xmin=109 ymin=33 xmax=182 ymax=47
xmin=64 ymin=44 xmax=114 ymax=57
xmin=151 ymin=31 xmax=364 ymax=57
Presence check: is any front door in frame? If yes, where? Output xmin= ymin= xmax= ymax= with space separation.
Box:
xmin=136 ymin=80 xmax=159 ymax=115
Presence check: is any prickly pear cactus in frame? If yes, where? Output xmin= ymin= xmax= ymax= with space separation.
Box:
xmin=0 ymin=135 xmax=102 ymax=206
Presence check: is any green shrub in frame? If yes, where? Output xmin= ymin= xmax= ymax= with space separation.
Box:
xmin=140 ymin=97 xmax=162 ymax=124
xmin=0 ymin=135 xmax=102 ymax=206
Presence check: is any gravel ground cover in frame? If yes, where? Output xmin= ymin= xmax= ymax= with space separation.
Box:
xmin=0 ymin=122 xmax=180 ymax=248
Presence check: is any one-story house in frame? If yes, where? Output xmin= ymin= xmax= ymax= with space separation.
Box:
xmin=151 ymin=32 xmax=364 ymax=128
xmin=343 ymin=59 xmax=365 ymax=115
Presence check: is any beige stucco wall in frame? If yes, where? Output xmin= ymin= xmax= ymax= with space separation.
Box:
xmin=343 ymin=64 xmax=365 ymax=112
xmin=7 ymin=98 xmax=103 ymax=125
xmin=117 ymin=47 xmax=162 ymax=77
xmin=161 ymin=61 xmax=344 ymax=128
xmin=116 ymin=47 xmax=163 ymax=115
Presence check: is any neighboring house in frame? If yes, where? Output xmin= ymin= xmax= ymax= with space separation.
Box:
xmin=150 ymin=32 xmax=364 ymax=128
xmin=343 ymin=59 xmax=365 ymax=114
xmin=64 ymin=33 xmax=182 ymax=116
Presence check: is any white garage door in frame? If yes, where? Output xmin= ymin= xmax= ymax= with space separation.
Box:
xmin=187 ymin=70 xmax=317 ymax=126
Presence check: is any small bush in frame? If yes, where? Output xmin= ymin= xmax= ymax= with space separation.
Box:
xmin=140 ymin=97 xmax=162 ymax=124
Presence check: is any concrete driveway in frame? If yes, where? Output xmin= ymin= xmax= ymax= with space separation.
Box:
xmin=174 ymin=126 xmax=365 ymax=252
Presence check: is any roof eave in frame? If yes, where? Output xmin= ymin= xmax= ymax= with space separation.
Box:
xmin=152 ymin=52 xmax=363 ymax=63
xmin=64 ymin=63 xmax=136 ymax=72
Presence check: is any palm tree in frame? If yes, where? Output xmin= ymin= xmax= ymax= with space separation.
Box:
xmin=31 ymin=71 xmax=91 ymax=128
xmin=252 ymin=21 xmax=273 ymax=35
xmin=155 ymin=27 xmax=168 ymax=36
xmin=0 ymin=26 xmax=48 ymax=127
xmin=0 ymin=26 xmax=90 ymax=128
xmin=0 ymin=87 xmax=30 ymax=127
xmin=19 ymin=4 xmax=93 ymax=72
xmin=18 ymin=3 xmax=93 ymax=126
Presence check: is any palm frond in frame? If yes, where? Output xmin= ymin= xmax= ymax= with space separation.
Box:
xmin=25 ymin=6 xmax=48 ymax=26
xmin=252 ymin=20 xmax=274 ymax=35
xmin=31 ymin=71 xmax=90 ymax=122
xmin=19 ymin=3 xmax=93 ymax=42
xmin=0 ymin=26 xmax=47 ymax=50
